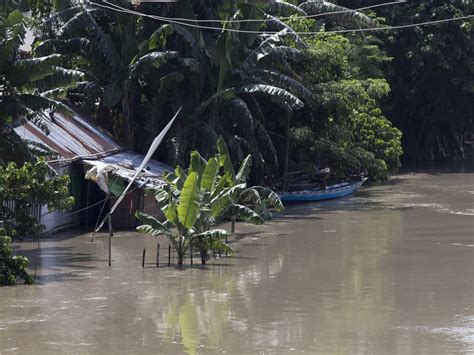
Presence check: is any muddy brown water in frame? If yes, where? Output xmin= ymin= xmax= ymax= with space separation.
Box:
xmin=1 ymin=172 xmax=473 ymax=354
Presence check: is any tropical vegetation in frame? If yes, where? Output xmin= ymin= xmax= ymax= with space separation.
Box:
xmin=0 ymin=158 xmax=74 ymax=238
xmin=0 ymin=0 xmax=83 ymax=155
xmin=1 ymin=0 xmax=472 ymax=188
xmin=136 ymin=137 xmax=283 ymax=265
xmin=0 ymin=235 xmax=33 ymax=285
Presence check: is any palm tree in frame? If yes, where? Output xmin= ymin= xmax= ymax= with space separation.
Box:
xmin=31 ymin=0 xmax=375 ymax=180
xmin=34 ymin=1 xmax=182 ymax=148
xmin=0 ymin=1 xmax=83 ymax=142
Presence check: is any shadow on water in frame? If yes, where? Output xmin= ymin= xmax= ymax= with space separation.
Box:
xmin=15 ymin=246 xmax=102 ymax=267
xmin=399 ymin=159 xmax=474 ymax=174
xmin=232 ymin=231 xmax=264 ymax=243
xmin=10 ymin=245 xmax=106 ymax=284
xmin=35 ymin=271 xmax=89 ymax=284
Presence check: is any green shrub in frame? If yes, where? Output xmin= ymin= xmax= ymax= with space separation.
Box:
xmin=0 ymin=235 xmax=33 ymax=285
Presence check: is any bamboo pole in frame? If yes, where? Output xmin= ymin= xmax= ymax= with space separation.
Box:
xmin=190 ymin=242 xmax=193 ymax=266
xmin=168 ymin=245 xmax=171 ymax=266
xmin=107 ymin=214 xmax=112 ymax=267
xmin=156 ymin=243 xmax=160 ymax=267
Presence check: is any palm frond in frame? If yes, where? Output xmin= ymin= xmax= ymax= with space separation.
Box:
xmin=43 ymin=6 xmax=82 ymax=31
xmin=17 ymin=94 xmax=73 ymax=117
xmin=236 ymin=154 xmax=252 ymax=184
xmin=264 ymin=15 xmax=308 ymax=49
xmin=57 ymin=10 xmax=95 ymax=38
xmin=30 ymin=68 xmax=85 ymax=90
xmin=241 ymin=29 xmax=292 ymax=69
xmin=7 ymin=54 xmax=63 ymax=86
xmin=35 ymin=38 xmax=92 ymax=56
xmin=237 ymin=84 xmax=304 ymax=110
xmin=268 ymin=1 xmax=307 ymax=16
xmin=221 ymin=204 xmax=264 ymax=225
xmin=240 ymin=187 xmax=261 ymax=205
xmin=250 ymin=69 xmax=312 ymax=101
xmin=226 ymin=97 xmax=255 ymax=140
xmin=136 ymin=211 xmax=173 ymax=237
xmin=253 ymin=186 xmax=284 ymax=212
xmin=245 ymin=96 xmax=279 ymax=167
xmin=129 ymin=50 xmax=178 ymax=78
xmin=0 ymin=20 xmax=25 ymax=67
xmin=299 ymin=1 xmax=376 ymax=28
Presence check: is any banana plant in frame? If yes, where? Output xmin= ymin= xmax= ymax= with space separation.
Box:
xmin=214 ymin=137 xmax=284 ymax=233
xmin=0 ymin=4 xmax=82 ymax=134
xmin=136 ymin=167 xmax=230 ymax=266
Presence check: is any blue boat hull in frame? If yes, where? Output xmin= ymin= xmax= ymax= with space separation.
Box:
xmin=279 ymin=178 xmax=368 ymax=202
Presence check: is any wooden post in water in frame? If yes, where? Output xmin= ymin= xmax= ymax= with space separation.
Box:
xmin=156 ymin=243 xmax=160 ymax=267
xmin=190 ymin=242 xmax=193 ymax=266
xmin=142 ymin=248 xmax=146 ymax=268
xmin=168 ymin=245 xmax=171 ymax=266
xmin=107 ymin=214 xmax=112 ymax=267
xmin=226 ymin=228 xmax=229 ymax=257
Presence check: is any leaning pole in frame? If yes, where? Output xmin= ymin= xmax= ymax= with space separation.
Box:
xmin=94 ymin=107 xmax=182 ymax=266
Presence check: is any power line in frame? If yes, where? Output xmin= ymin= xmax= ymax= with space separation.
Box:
xmin=91 ymin=1 xmax=474 ymax=36
xmin=102 ymin=0 xmax=407 ymax=24
xmin=92 ymin=1 xmax=380 ymax=34
xmin=40 ymin=184 xmax=142 ymax=223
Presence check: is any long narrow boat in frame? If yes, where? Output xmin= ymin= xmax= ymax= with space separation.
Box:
xmin=279 ymin=177 xmax=368 ymax=202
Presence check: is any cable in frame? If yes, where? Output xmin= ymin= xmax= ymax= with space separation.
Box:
xmin=40 ymin=184 xmax=143 ymax=223
xmin=92 ymin=1 xmax=379 ymax=34
xmin=91 ymin=1 xmax=473 ymax=36
xmin=102 ymin=0 xmax=407 ymax=24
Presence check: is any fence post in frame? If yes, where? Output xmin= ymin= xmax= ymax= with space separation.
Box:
xmin=156 ymin=243 xmax=160 ymax=267
xmin=107 ymin=214 xmax=112 ymax=267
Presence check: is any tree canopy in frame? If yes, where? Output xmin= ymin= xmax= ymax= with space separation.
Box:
xmin=2 ymin=0 xmax=472 ymax=182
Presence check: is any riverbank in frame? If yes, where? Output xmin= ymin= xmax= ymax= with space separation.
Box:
xmin=1 ymin=171 xmax=473 ymax=354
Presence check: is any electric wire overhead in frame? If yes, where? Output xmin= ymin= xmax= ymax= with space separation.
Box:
xmin=90 ymin=1 xmax=474 ymax=36
xmin=104 ymin=0 xmax=407 ymax=23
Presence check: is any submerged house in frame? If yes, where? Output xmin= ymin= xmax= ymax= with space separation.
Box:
xmin=14 ymin=105 xmax=170 ymax=233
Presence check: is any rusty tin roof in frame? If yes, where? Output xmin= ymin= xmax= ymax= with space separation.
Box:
xmin=14 ymin=108 xmax=120 ymax=160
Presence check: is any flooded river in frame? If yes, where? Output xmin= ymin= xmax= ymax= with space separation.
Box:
xmin=1 ymin=172 xmax=473 ymax=354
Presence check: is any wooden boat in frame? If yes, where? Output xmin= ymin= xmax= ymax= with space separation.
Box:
xmin=279 ymin=177 xmax=368 ymax=202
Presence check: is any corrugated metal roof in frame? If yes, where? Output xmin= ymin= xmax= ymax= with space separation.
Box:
xmin=14 ymin=107 xmax=120 ymax=160
xmin=83 ymin=151 xmax=172 ymax=188
xmin=14 ymin=104 xmax=172 ymax=188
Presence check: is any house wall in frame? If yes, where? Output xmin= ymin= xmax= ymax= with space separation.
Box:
xmin=109 ymin=189 xmax=164 ymax=229
xmin=142 ymin=191 xmax=164 ymax=220
xmin=110 ymin=189 xmax=142 ymax=229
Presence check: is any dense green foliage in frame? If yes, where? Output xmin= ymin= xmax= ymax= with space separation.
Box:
xmin=287 ymin=30 xmax=402 ymax=180
xmin=339 ymin=0 xmax=473 ymax=161
xmin=2 ymin=0 xmax=472 ymax=184
xmin=382 ymin=1 xmax=473 ymax=161
xmin=136 ymin=137 xmax=283 ymax=265
xmin=0 ymin=235 xmax=33 ymax=285
xmin=0 ymin=0 xmax=83 ymax=148
xmin=0 ymin=158 xmax=74 ymax=238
